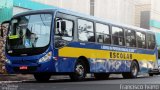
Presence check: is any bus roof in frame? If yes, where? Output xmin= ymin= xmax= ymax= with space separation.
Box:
xmin=13 ymin=8 xmax=154 ymax=34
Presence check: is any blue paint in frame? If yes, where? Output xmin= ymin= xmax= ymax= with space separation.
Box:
xmin=67 ymin=41 xmax=156 ymax=55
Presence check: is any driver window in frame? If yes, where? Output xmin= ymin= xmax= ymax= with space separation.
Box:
xmin=55 ymin=18 xmax=73 ymax=41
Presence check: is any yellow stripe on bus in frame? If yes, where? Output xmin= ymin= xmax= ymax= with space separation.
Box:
xmin=59 ymin=47 xmax=156 ymax=62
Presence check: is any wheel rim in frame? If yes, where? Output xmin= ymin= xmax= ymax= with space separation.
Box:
xmin=132 ymin=64 xmax=138 ymax=76
xmin=75 ymin=64 xmax=84 ymax=77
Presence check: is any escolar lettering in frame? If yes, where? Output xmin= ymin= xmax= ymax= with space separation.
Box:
xmin=110 ymin=52 xmax=132 ymax=60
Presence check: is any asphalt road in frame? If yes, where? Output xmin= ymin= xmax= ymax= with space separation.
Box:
xmin=1 ymin=74 xmax=160 ymax=90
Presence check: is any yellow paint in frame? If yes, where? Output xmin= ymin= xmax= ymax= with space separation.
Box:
xmin=9 ymin=35 xmax=19 ymax=39
xmin=59 ymin=47 xmax=156 ymax=62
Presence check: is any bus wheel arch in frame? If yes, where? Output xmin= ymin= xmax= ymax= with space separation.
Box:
xmin=77 ymin=56 xmax=90 ymax=73
xmin=132 ymin=59 xmax=140 ymax=72
xmin=69 ymin=56 xmax=90 ymax=81
xmin=122 ymin=59 xmax=139 ymax=79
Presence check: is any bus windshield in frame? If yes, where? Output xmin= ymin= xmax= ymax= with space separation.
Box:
xmin=7 ymin=14 xmax=52 ymax=50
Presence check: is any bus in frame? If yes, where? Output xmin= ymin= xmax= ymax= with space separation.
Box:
xmin=5 ymin=9 xmax=157 ymax=81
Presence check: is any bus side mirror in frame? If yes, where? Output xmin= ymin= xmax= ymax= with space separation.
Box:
xmin=61 ymin=21 xmax=66 ymax=31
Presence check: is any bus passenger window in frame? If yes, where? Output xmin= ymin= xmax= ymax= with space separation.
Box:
xmin=112 ymin=26 xmax=124 ymax=46
xmin=125 ymin=29 xmax=136 ymax=47
xmin=55 ymin=18 xmax=73 ymax=41
xmin=78 ymin=19 xmax=95 ymax=42
xmin=136 ymin=32 xmax=146 ymax=48
xmin=147 ymin=34 xmax=155 ymax=49
xmin=96 ymin=23 xmax=110 ymax=44
xmin=97 ymin=34 xmax=103 ymax=43
xmin=112 ymin=36 xmax=119 ymax=45
xmin=104 ymin=35 xmax=111 ymax=44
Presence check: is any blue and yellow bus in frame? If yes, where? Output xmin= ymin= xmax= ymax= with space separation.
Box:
xmin=5 ymin=9 xmax=157 ymax=81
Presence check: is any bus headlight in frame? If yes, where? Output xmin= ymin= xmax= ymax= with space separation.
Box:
xmin=38 ymin=52 xmax=52 ymax=63
xmin=5 ymin=59 xmax=11 ymax=64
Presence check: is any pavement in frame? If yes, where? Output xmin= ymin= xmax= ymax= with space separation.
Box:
xmin=0 ymin=74 xmax=119 ymax=81
xmin=0 ymin=74 xmax=34 ymax=81
xmin=0 ymin=73 xmax=148 ymax=81
xmin=0 ymin=74 xmax=74 ymax=82
xmin=0 ymin=74 xmax=160 ymax=90
xmin=0 ymin=75 xmax=159 ymax=90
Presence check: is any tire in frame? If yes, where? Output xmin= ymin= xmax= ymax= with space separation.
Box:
xmin=94 ymin=73 xmax=110 ymax=80
xmin=122 ymin=61 xmax=139 ymax=79
xmin=69 ymin=60 xmax=87 ymax=81
xmin=149 ymin=73 xmax=153 ymax=76
xmin=122 ymin=72 xmax=131 ymax=79
xmin=34 ymin=73 xmax=51 ymax=82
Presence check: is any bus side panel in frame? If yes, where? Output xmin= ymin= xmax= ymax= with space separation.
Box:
xmin=89 ymin=59 xmax=131 ymax=73
xmin=54 ymin=57 xmax=76 ymax=72
xmin=58 ymin=42 xmax=156 ymax=73
xmin=53 ymin=56 xmax=155 ymax=73
xmin=136 ymin=48 xmax=157 ymax=73
xmin=54 ymin=57 xmax=131 ymax=73
xmin=138 ymin=61 xmax=155 ymax=73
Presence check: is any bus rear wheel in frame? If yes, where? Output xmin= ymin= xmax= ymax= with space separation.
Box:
xmin=94 ymin=73 xmax=110 ymax=80
xmin=122 ymin=61 xmax=139 ymax=79
xmin=69 ymin=60 xmax=86 ymax=81
xmin=34 ymin=73 xmax=51 ymax=82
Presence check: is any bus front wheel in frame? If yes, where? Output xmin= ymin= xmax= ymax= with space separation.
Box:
xmin=122 ymin=61 xmax=139 ymax=79
xmin=34 ymin=73 xmax=51 ymax=82
xmin=69 ymin=60 xmax=86 ymax=81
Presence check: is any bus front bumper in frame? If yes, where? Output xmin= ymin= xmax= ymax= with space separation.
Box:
xmin=5 ymin=61 xmax=55 ymax=74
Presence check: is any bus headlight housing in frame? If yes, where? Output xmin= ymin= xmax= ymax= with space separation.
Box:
xmin=38 ymin=52 xmax=52 ymax=63
xmin=5 ymin=59 xmax=11 ymax=64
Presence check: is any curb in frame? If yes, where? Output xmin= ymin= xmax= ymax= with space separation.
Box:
xmin=0 ymin=74 xmax=16 ymax=76
xmin=0 ymin=81 xmax=22 ymax=84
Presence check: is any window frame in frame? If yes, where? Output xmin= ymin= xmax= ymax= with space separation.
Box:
xmin=95 ymin=22 xmax=111 ymax=44
xmin=54 ymin=11 xmax=155 ymax=50
xmin=55 ymin=17 xmax=74 ymax=40
xmin=77 ymin=18 xmax=95 ymax=43
xmin=111 ymin=25 xmax=125 ymax=46
xmin=146 ymin=33 xmax=156 ymax=50
xmin=136 ymin=31 xmax=146 ymax=49
xmin=54 ymin=12 xmax=77 ymax=49
xmin=125 ymin=29 xmax=136 ymax=48
xmin=55 ymin=12 xmax=77 ymax=41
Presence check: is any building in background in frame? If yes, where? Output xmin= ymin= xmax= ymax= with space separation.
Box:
xmin=0 ymin=0 xmax=138 ymax=26
xmin=0 ymin=0 xmax=13 ymax=24
xmin=134 ymin=0 xmax=160 ymax=46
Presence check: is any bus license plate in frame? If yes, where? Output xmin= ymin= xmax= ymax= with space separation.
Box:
xmin=19 ymin=66 xmax=28 ymax=70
